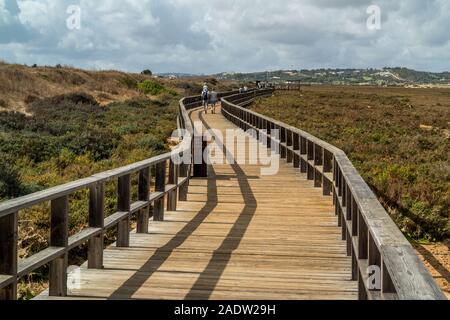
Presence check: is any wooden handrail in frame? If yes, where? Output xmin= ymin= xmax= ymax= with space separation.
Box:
xmin=220 ymin=90 xmax=447 ymax=300
xmin=0 ymin=90 xmax=237 ymax=300
xmin=1 ymin=89 xmax=444 ymax=300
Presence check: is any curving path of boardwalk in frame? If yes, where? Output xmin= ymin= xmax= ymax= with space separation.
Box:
xmin=37 ymin=106 xmax=357 ymax=300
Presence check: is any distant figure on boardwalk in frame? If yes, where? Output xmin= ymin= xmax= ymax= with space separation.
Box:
xmin=209 ymin=89 xmax=218 ymax=114
xmin=243 ymin=86 xmax=248 ymax=92
xmin=201 ymin=84 xmax=209 ymax=113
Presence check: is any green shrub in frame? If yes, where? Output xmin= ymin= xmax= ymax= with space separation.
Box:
xmin=66 ymin=127 xmax=120 ymax=161
xmin=137 ymin=80 xmax=167 ymax=95
xmin=0 ymin=156 xmax=24 ymax=200
xmin=137 ymin=135 xmax=166 ymax=151
xmin=251 ymin=88 xmax=450 ymax=241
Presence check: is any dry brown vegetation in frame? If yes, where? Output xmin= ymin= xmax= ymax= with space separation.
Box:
xmin=0 ymin=63 xmax=143 ymax=112
xmin=0 ymin=62 xmax=234 ymax=114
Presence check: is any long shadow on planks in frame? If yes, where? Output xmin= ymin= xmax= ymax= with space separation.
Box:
xmin=416 ymin=245 xmax=450 ymax=289
xmin=108 ymin=109 xmax=257 ymax=299
xmin=108 ymin=165 xmax=219 ymax=299
xmin=184 ymin=110 xmax=257 ymax=299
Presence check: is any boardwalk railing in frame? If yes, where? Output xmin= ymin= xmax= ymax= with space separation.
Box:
xmin=0 ymin=90 xmax=238 ymax=300
xmin=273 ymin=84 xmax=301 ymax=91
xmin=0 ymin=89 xmax=445 ymax=300
xmin=221 ymin=90 xmax=446 ymax=300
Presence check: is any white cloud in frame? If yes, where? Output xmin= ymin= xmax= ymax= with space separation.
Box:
xmin=0 ymin=0 xmax=448 ymax=73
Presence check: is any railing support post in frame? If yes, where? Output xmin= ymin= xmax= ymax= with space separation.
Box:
xmin=88 ymin=182 xmax=104 ymax=269
xmin=193 ymin=135 xmax=208 ymax=178
xmin=0 ymin=212 xmax=17 ymax=300
xmin=300 ymin=137 xmax=307 ymax=173
xmin=49 ymin=196 xmax=68 ymax=297
xmin=307 ymin=141 xmax=314 ymax=180
xmin=137 ymin=167 xmax=150 ymax=234
xmin=293 ymin=133 xmax=300 ymax=169
xmin=179 ymin=158 xmax=189 ymax=202
xmin=154 ymin=161 xmax=166 ymax=221
xmin=286 ymin=130 xmax=293 ymax=163
xmin=280 ymin=127 xmax=287 ymax=159
xmin=313 ymin=145 xmax=323 ymax=188
xmin=167 ymin=160 xmax=178 ymax=211
xmin=117 ymin=174 xmax=131 ymax=247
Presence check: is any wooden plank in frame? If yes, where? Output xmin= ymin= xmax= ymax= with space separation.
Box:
xmin=130 ymin=201 xmax=149 ymax=214
xmin=68 ymin=228 xmax=103 ymax=250
xmin=164 ymin=184 xmax=177 ymax=194
xmin=18 ymin=247 xmax=65 ymax=277
xmin=0 ymin=275 xmax=14 ymax=289
xmin=381 ymin=245 xmax=447 ymax=300
xmin=149 ymin=192 xmax=165 ymax=202
xmin=0 ymin=178 xmax=96 ymax=218
xmin=104 ymin=212 xmax=129 ymax=230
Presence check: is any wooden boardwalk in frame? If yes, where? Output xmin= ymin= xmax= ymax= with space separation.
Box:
xmin=37 ymin=106 xmax=357 ymax=300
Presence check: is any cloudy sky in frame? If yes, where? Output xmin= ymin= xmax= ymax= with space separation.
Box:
xmin=0 ymin=0 xmax=449 ymax=74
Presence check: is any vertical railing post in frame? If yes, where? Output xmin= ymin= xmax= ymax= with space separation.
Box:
xmin=313 ymin=145 xmax=323 ymax=188
xmin=382 ymin=260 xmax=396 ymax=297
xmin=358 ymin=212 xmax=368 ymax=260
xmin=167 ymin=160 xmax=178 ymax=211
xmin=286 ymin=130 xmax=293 ymax=164
xmin=346 ymin=186 xmax=352 ymax=221
xmin=117 ymin=174 xmax=131 ymax=247
xmin=270 ymin=123 xmax=276 ymax=152
xmin=280 ymin=127 xmax=287 ymax=159
xmin=49 ymin=196 xmax=69 ymax=297
xmin=88 ymin=182 xmax=104 ymax=269
xmin=293 ymin=133 xmax=300 ymax=169
xmin=179 ymin=158 xmax=189 ymax=202
xmin=341 ymin=180 xmax=347 ymax=241
xmin=300 ymin=136 xmax=307 ymax=173
xmin=137 ymin=167 xmax=150 ymax=234
xmin=154 ymin=161 xmax=166 ymax=221
xmin=306 ymin=141 xmax=314 ymax=180
xmin=322 ymin=150 xmax=332 ymax=196
xmin=368 ymin=233 xmax=381 ymax=295
xmin=0 ymin=212 xmax=18 ymax=300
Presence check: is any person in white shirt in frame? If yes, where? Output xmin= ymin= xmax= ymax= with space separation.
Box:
xmin=201 ymin=88 xmax=209 ymax=113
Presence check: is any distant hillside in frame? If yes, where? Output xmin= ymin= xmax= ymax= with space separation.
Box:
xmin=215 ymin=67 xmax=450 ymax=86
xmin=0 ymin=62 xmax=230 ymax=115
xmin=0 ymin=62 xmax=149 ymax=114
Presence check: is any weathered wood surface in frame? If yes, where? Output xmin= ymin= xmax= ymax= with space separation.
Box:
xmin=37 ymin=106 xmax=357 ymax=300
xmin=221 ymin=92 xmax=447 ymax=300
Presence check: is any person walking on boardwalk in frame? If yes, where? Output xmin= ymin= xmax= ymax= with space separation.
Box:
xmin=201 ymin=84 xmax=209 ymax=113
xmin=209 ymin=89 xmax=218 ymax=114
